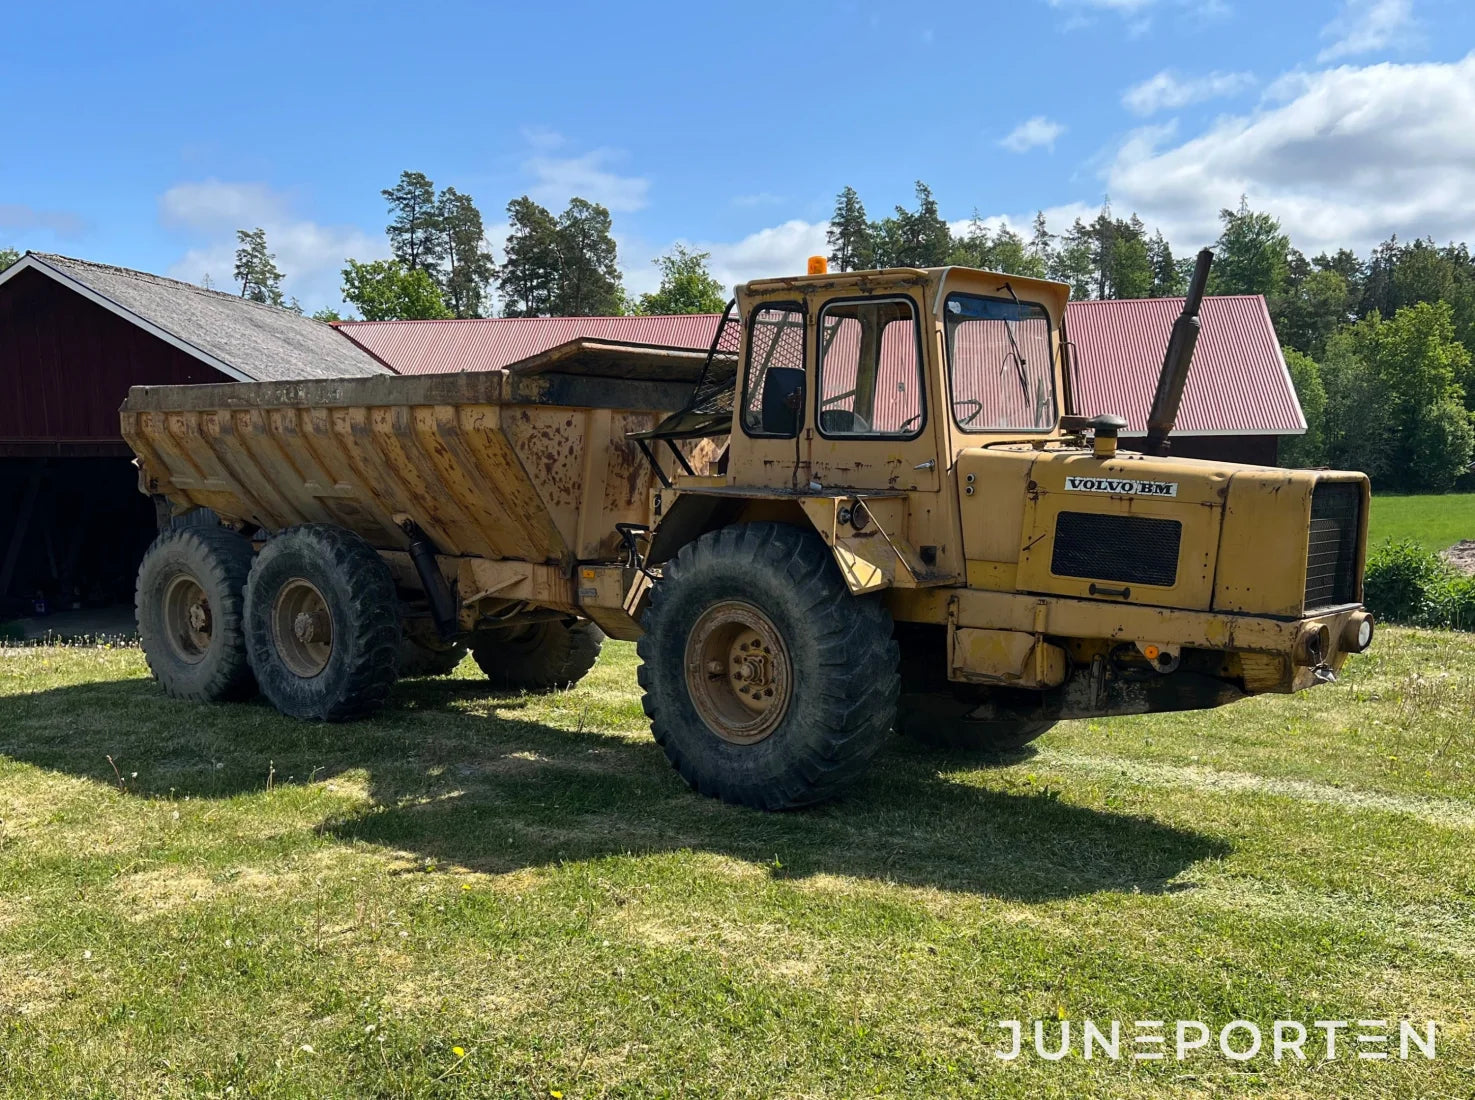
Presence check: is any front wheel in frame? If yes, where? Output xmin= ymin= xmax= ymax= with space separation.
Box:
xmin=637 ymin=522 xmax=899 ymax=810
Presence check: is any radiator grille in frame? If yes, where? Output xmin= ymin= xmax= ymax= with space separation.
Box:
xmin=1051 ymin=511 xmax=1181 ymax=588
xmin=1305 ymin=482 xmax=1362 ymax=609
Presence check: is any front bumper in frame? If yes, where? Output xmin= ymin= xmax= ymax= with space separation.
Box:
xmin=931 ymin=588 xmax=1373 ymax=694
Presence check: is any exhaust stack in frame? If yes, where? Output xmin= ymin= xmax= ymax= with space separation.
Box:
xmin=1142 ymin=248 xmax=1213 ymax=457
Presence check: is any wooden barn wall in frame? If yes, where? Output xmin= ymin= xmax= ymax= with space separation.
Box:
xmin=0 ymin=268 xmax=232 ymax=454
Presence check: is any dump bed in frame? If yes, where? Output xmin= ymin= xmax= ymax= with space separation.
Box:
xmin=121 ymin=366 xmax=703 ymax=567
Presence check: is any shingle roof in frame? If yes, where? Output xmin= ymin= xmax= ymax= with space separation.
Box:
xmin=338 ymin=296 xmax=1303 ymax=436
xmin=16 ymin=253 xmax=389 ymax=382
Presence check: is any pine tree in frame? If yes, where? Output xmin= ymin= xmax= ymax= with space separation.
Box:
xmin=1147 ymin=231 xmax=1183 ymax=297
xmin=232 ymin=228 xmax=285 ymax=306
xmin=1209 ymin=196 xmax=1290 ymax=297
xmin=888 ymin=181 xmax=952 ymax=268
xmin=826 ymin=186 xmax=874 ymax=272
xmin=553 ymin=198 xmax=624 ymax=316
xmin=383 ymin=171 xmax=445 ymax=278
xmin=437 ymin=186 xmax=495 ymax=318
xmin=1028 ymin=212 xmax=1054 ymax=277
xmin=500 ymin=197 xmax=562 ymax=317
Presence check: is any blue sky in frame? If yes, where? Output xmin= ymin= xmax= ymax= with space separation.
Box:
xmin=3 ymin=0 xmax=1472 ymax=311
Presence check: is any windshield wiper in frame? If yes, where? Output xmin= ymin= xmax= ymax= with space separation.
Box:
xmin=996 ymin=282 xmax=1030 ymax=401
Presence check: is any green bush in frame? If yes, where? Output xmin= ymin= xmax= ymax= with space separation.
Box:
xmin=1427 ymin=572 xmax=1475 ymax=631
xmin=1362 ymin=538 xmax=1475 ymax=630
xmin=1362 ymin=539 xmax=1444 ymax=624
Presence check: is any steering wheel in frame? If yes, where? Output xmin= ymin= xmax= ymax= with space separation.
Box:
xmin=953 ymin=398 xmax=984 ymax=426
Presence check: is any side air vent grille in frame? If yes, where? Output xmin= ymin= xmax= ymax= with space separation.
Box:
xmin=1052 ymin=511 xmax=1181 ymax=588
xmin=1305 ymin=482 xmax=1362 ymax=609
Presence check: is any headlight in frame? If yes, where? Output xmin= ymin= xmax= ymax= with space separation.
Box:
xmin=1342 ymin=612 xmax=1375 ymax=653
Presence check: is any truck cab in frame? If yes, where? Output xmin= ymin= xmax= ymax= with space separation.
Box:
xmin=642 ymin=260 xmax=1373 ymax=741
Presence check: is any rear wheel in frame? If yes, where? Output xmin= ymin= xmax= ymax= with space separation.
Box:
xmin=135 ymin=526 xmax=256 ymax=702
xmin=244 ymin=525 xmax=399 ymax=721
xmin=470 ymin=619 xmax=603 ymax=691
xmin=399 ymin=635 xmax=467 ymax=677
xmin=637 ymin=522 xmax=899 ymax=810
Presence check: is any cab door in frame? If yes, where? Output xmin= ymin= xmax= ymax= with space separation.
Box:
xmin=806 ymin=293 xmax=939 ymax=493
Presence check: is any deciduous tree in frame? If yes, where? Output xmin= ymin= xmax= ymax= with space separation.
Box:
xmin=340 ymin=259 xmax=452 ymax=321
xmin=638 ymin=246 xmax=727 ymax=314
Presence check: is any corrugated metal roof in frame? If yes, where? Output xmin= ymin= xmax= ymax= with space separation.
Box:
xmin=13 ymin=254 xmax=390 ymax=382
xmin=336 ymin=295 xmax=1303 ymax=436
xmin=336 ymin=315 xmax=724 ymax=376
xmin=1067 ymin=295 xmax=1304 ymax=436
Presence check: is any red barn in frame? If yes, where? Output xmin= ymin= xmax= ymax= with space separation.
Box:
xmin=0 ymin=253 xmax=387 ymax=623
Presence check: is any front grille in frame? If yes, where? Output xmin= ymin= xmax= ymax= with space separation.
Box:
xmin=1051 ymin=511 xmax=1181 ymax=588
xmin=1305 ymin=482 xmax=1362 ymax=609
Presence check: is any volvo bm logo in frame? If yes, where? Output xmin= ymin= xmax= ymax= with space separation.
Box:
xmin=1065 ymin=476 xmax=1179 ymax=498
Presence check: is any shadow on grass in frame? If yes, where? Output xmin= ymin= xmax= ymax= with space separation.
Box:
xmin=0 ymin=675 xmax=1228 ymax=902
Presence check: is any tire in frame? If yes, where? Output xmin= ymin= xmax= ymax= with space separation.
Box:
xmin=636 ymin=522 xmax=899 ymax=810
xmin=897 ymin=692 xmax=1055 ymax=753
xmin=399 ymin=635 xmax=468 ymax=677
xmin=471 ymin=619 xmax=603 ymax=691
xmin=135 ymin=526 xmax=256 ymax=702
xmin=243 ymin=524 xmax=399 ymax=721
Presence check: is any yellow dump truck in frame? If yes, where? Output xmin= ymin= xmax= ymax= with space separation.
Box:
xmin=122 ymin=254 xmax=1374 ymax=810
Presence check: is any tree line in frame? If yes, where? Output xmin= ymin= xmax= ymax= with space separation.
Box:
xmin=13 ymin=173 xmax=1473 ymax=492
xmin=227 ymin=171 xmax=727 ymax=325
xmin=827 ymin=181 xmax=1475 ymax=491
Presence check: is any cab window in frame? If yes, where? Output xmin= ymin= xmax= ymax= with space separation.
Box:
xmin=944 ymin=293 xmax=1055 ymax=431
xmin=816 ymin=297 xmax=925 ymax=438
xmin=740 ymin=303 xmax=807 ymax=437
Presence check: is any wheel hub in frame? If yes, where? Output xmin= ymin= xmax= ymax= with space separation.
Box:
xmin=162 ymin=574 xmax=213 ymax=664
xmin=272 ymin=578 xmax=333 ymax=678
xmin=684 ymin=600 xmax=792 ymax=745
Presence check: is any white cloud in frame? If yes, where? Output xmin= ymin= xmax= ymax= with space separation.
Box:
xmin=522 ymin=142 xmax=650 ymax=213
xmin=1318 ymin=0 xmax=1414 ymax=62
xmin=1043 ymin=0 xmax=1227 ymax=33
xmin=731 ymin=192 xmax=786 ymax=208
xmin=0 ymin=203 xmax=88 ymax=240
xmin=679 ymin=220 xmax=829 ymax=295
xmin=1122 ymin=69 xmax=1256 ymax=115
xmin=1045 ymin=0 xmax=1157 ymax=12
xmin=1000 ymin=116 xmax=1066 ymax=153
xmin=159 ymin=180 xmax=386 ymax=310
xmin=1100 ymin=53 xmax=1475 ymax=257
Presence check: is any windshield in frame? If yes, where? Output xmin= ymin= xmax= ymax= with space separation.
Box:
xmin=944 ymin=292 xmax=1056 ymax=431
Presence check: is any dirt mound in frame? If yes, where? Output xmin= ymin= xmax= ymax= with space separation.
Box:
xmin=1440 ymin=540 xmax=1475 ymax=575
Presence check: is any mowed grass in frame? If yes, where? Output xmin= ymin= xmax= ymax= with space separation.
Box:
xmin=1368 ymin=491 xmax=1475 ymax=552
xmin=0 ymin=634 xmax=1472 ymax=1098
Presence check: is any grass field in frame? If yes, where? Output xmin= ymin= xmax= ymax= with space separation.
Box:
xmin=1368 ymin=491 xmax=1475 ymax=552
xmin=1 ymin=635 xmax=1472 ymax=1097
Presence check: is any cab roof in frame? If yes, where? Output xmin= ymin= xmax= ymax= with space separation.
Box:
xmin=740 ymin=266 xmax=1071 ymax=321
